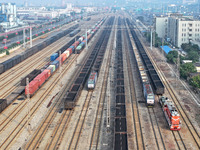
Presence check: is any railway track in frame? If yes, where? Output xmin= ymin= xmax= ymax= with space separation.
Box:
xmin=0 ymin=54 xmax=76 ymax=133
xmin=24 ymin=54 xmax=81 ymax=149
xmin=123 ymin=21 xmax=144 ymax=150
xmin=0 ymin=23 xmax=76 ymax=82
xmin=89 ymin=17 xmax=115 ymax=149
xmin=147 ymin=107 xmax=166 ymax=150
xmin=24 ymin=18 xmax=108 ymax=149
xmin=66 ymin=17 xmax=114 ymax=150
xmin=68 ymin=91 xmax=93 ymax=150
xmin=132 ymin=19 xmax=200 ymax=149
xmin=0 ymin=35 xmax=75 ymax=98
xmin=0 ymin=33 xmax=88 ymax=134
xmin=126 ymin=21 xmax=168 ymax=150
xmin=0 ymin=54 xmax=79 ymax=149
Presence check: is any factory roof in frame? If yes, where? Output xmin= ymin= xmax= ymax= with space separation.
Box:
xmin=160 ymin=45 xmax=172 ymax=54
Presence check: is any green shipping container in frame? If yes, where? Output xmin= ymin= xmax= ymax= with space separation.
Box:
xmin=49 ymin=65 xmax=56 ymax=72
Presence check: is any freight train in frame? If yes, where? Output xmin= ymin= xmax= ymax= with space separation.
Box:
xmin=0 ymin=24 xmax=79 ymax=75
xmin=25 ymin=47 xmax=74 ymax=96
xmin=69 ymin=28 xmax=81 ymax=37
xmin=159 ymin=96 xmax=181 ymax=130
xmin=25 ymin=18 xmax=104 ymax=97
xmin=135 ymin=50 xmax=155 ymax=106
xmin=64 ymin=17 xmax=114 ymax=109
xmin=126 ymin=18 xmax=165 ymax=95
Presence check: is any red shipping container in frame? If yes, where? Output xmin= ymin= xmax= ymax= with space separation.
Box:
xmin=56 ymin=56 xmax=64 ymax=64
xmin=43 ymin=69 xmax=51 ymax=78
xmin=25 ymin=80 xmax=39 ymax=95
xmin=34 ymin=73 xmax=46 ymax=87
xmin=74 ymin=41 xmax=80 ymax=47
xmin=72 ymin=43 xmax=76 ymax=48
xmin=61 ymin=53 xmax=67 ymax=62
xmin=66 ymin=48 xmax=72 ymax=54
xmin=41 ymin=71 xmax=49 ymax=80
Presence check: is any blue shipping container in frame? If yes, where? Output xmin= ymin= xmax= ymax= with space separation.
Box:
xmin=50 ymin=60 xmax=59 ymax=69
xmin=50 ymin=53 xmax=58 ymax=61
xmin=69 ymin=46 xmax=75 ymax=51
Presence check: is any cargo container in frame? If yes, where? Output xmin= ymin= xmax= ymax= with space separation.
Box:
xmin=47 ymin=66 xmax=54 ymax=74
xmin=69 ymin=46 xmax=75 ymax=51
xmin=64 ymin=50 xmax=70 ymax=57
xmin=43 ymin=69 xmax=51 ymax=78
xmin=50 ymin=53 xmax=59 ymax=61
xmin=61 ymin=53 xmax=67 ymax=62
xmin=50 ymin=60 xmax=59 ymax=69
xmin=67 ymin=48 xmax=73 ymax=54
xmin=49 ymin=65 xmax=56 ymax=72
xmin=34 ymin=73 xmax=46 ymax=87
xmin=74 ymin=41 xmax=80 ymax=48
xmin=25 ymin=80 xmax=39 ymax=95
xmin=78 ymin=37 xmax=84 ymax=42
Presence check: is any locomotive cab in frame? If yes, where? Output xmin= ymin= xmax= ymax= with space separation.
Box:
xmin=146 ymin=93 xmax=155 ymax=106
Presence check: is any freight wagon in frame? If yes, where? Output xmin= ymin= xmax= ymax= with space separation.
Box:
xmin=0 ymin=24 xmax=80 ymax=75
xmin=25 ymin=45 xmax=74 ymax=97
xmin=159 ymin=96 xmax=181 ymax=130
xmin=69 ymin=28 xmax=81 ymax=37
xmin=126 ymin=18 xmax=164 ymax=95
xmin=87 ymin=71 xmax=97 ymax=89
xmin=64 ymin=17 xmax=108 ymax=109
xmin=0 ymin=99 xmax=7 ymax=113
xmin=135 ymin=51 xmax=155 ymax=106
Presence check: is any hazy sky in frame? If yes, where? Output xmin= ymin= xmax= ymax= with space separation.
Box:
xmin=0 ymin=0 xmax=62 ymax=6
xmin=0 ymin=0 xmax=191 ymax=6
xmin=0 ymin=0 xmax=119 ymax=6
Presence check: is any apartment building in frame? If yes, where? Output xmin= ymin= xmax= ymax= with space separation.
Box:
xmin=155 ymin=14 xmax=200 ymax=48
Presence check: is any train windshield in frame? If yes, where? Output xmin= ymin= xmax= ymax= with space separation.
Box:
xmin=88 ymin=80 xmax=94 ymax=84
xmin=148 ymin=94 xmax=154 ymax=99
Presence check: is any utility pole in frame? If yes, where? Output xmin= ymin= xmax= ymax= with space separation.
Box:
xmin=26 ymin=78 xmax=31 ymax=132
xmin=23 ymin=28 xmax=26 ymax=48
xmin=107 ymin=69 xmax=111 ymax=129
xmin=30 ymin=26 xmax=32 ymax=48
xmin=162 ymin=37 xmax=164 ymax=56
xmin=150 ymin=27 xmax=152 ymax=50
xmin=86 ymin=29 xmax=88 ymax=50
xmin=59 ymin=51 xmax=62 ymax=73
xmin=59 ymin=51 xmax=62 ymax=88
xmin=176 ymin=53 xmax=180 ymax=88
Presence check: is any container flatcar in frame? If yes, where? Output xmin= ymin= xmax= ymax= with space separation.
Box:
xmin=159 ymin=96 xmax=181 ymax=130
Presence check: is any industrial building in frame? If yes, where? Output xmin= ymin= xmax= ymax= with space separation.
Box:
xmin=0 ymin=3 xmax=26 ymax=32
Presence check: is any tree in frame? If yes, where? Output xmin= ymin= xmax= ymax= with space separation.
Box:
xmin=187 ymin=51 xmax=199 ymax=62
xmin=189 ymin=75 xmax=200 ymax=89
xmin=6 ymin=50 xmax=9 ymax=55
xmin=181 ymin=43 xmax=199 ymax=52
xmin=180 ymin=63 xmax=196 ymax=79
xmin=166 ymin=50 xmax=178 ymax=64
